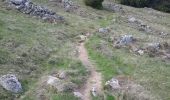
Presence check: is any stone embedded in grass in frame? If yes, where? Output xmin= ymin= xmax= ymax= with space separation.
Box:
xmin=73 ymin=92 xmax=83 ymax=99
xmin=103 ymin=3 xmax=124 ymax=13
xmin=0 ymin=74 xmax=22 ymax=93
xmin=58 ymin=71 xmax=67 ymax=79
xmin=115 ymin=35 xmax=135 ymax=47
xmin=47 ymin=76 xmax=76 ymax=92
xmin=98 ymin=28 xmax=110 ymax=33
xmin=105 ymin=78 xmax=120 ymax=90
xmin=9 ymin=0 xmax=28 ymax=5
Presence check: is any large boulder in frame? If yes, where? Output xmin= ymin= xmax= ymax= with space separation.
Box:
xmin=0 ymin=74 xmax=22 ymax=93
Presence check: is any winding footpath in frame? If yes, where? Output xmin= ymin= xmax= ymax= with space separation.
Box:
xmin=77 ymin=39 xmax=102 ymax=100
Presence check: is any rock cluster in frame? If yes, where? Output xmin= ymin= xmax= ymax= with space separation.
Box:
xmin=128 ymin=16 xmax=152 ymax=33
xmin=0 ymin=74 xmax=22 ymax=93
xmin=6 ymin=0 xmax=64 ymax=22
xmin=115 ymin=35 xmax=134 ymax=46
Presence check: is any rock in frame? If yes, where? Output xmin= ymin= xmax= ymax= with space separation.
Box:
xmin=6 ymin=0 xmax=64 ymax=22
xmin=98 ymin=28 xmax=109 ymax=33
xmin=47 ymin=76 xmax=76 ymax=92
xmin=128 ymin=17 xmax=136 ymax=23
xmin=115 ymin=35 xmax=134 ymax=46
xmin=73 ymin=92 xmax=83 ymax=99
xmin=91 ymin=86 xmax=97 ymax=97
xmin=105 ymin=78 xmax=120 ymax=89
xmin=78 ymin=35 xmax=87 ymax=43
xmin=137 ymin=49 xmax=144 ymax=55
xmin=0 ymin=74 xmax=22 ymax=93
xmin=58 ymin=71 xmax=66 ymax=79
xmin=147 ymin=43 xmax=161 ymax=50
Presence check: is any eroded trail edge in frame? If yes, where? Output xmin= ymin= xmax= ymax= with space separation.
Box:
xmin=77 ymin=41 xmax=102 ymax=100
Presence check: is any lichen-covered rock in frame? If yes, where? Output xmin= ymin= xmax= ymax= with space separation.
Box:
xmin=0 ymin=74 xmax=22 ymax=93
xmin=105 ymin=78 xmax=120 ymax=90
xmin=6 ymin=0 xmax=64 ymax=22
xmin=115 ymin=35 xmax=134 ymax=46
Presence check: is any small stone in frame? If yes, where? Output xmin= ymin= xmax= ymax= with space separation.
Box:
xmin=58 ymin=71 xmax=66 ymax=79
xmin=105 ymin=78 xmax=120 ymax=89
xmin=91 ymin=86 xmax=97 ymax=97
xmin=98 ymin=28 xmax=109 ymax=33
xmin=73 ymin=92 xmax=83 ymax=99
xmin=137 ymin=50 xmax=144 ymax=55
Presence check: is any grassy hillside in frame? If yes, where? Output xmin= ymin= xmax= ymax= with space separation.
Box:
xmin=0 ymin=0 xmax=170 ymax=100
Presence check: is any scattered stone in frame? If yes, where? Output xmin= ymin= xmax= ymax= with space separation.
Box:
xmin=105 ymin=78 xmax=120 ymax=89
xmin=58 ymin=71 xmax=66 ymax=79
xmin=91 ymin=86 xmax=97 ymax=97
xmin=147 ymin=43 xmax=161 ymax=50
xmin=6 ymin=0 xmax=64 ymax=22
xmin=78 ymin=35 xmax=87 ymax=43
xmin=128 ymin=17 xmax=142 ymax=24
xmin=47 ymin=76 xmax=76 ymax=92
xmin=73 ymin=92 xmax=83 ymax=99
xmin=137 ymin=49 xmax=144 ymax=55
xmin=98 ymin=28 xmax=109 ymax=33
xmin=0 ymin=74 xmax=22 ymax=93
xmin=115 ymin=35 xmax=134 ymax=46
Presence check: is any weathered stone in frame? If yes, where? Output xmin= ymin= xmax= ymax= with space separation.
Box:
xmin=105 ymin=78 xmax=120 ymax=89
xmin=103 ymin=3 xmax=124 ymax=13
xmin=91 ymin=86 xmax=97 ymax=97
xmin=115 ymin=35 xmax=134 ymax=46
xmin=73 ymin=92 xmax=83 ymax=99
xmin=47 ymin=76 xmax=76 ymax=92
xmin=58 ymin=71 xmax=66 ymax=79
xmin=98 ymin=28 xmax=109 ymax=33
xmin=0 ymin=74 xmax=22 ymax=93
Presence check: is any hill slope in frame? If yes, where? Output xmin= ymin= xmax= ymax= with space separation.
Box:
xmin=0 ymin=0 xmax=170 ymax=100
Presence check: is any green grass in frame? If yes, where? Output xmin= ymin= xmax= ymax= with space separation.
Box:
xmin=86 ymin=35 xmax=134 ymax=81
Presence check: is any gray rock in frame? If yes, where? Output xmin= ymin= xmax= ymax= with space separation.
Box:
xmin=73 ymin=92 xmax=83 ymax=99
xmin=116 ymin=35 xmax=134 ymax=45
xmin=105 ymin=78 xmax=120 ymax=89
xmin=0 ymin=74 xmax=22 ymax=93
xmin=98 ymin=28 xmax=109 ymax=33
xmin=58 ymin=71 xmax=66 ymax=79
xmin=91 ymin=86 xmax=97 ymax=97
xmin=47 ymin=76 xmax=76 ymax=92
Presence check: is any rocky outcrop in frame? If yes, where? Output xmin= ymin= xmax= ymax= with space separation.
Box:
xmin=6 ymin=0 xmax=64 ymax=22
xmin=115 ymin=35 xmax=135 ymax=46
xmin=0 ymin=74 xmax=22 ymax=93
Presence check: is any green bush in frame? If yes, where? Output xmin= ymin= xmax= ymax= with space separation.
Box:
xmin=84 ymin=0 xmax=104 ymax=9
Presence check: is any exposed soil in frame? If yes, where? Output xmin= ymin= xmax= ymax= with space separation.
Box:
xmin=77 ymin=41 xmax=102 ymax=100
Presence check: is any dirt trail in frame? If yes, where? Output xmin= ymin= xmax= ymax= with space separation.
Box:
xmin=77 ymin=41 xmax=102 ymax=100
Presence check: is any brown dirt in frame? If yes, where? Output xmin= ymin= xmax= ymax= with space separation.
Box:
xmin=77 ymin=42 xmax=102 ymax=100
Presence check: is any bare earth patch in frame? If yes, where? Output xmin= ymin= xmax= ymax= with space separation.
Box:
xmin=77 ymin=41 xmax=102 ymax=100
